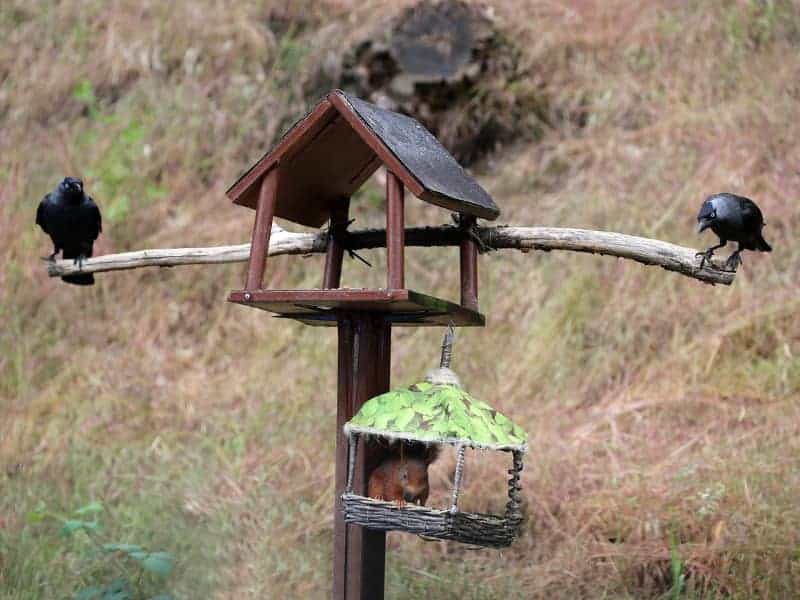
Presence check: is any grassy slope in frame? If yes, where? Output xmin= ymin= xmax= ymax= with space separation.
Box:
xmin=2 ymin=1 xmax=800 ymax=598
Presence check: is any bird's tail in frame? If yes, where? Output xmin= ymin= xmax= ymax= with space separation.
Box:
xmin=61 ymin=273 xmax=95 ymax=285
xmin=755 ymin=234 xmax=772 ymax=252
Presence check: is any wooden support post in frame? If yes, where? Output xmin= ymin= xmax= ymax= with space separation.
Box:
xmin=459 ymin=215 xmax=479 ymax=311
xmin=386 ymin=171 xmax=405 ymax=290
xmin=334 ymin=314 xmax=390 ymax=600
xmin=323 ymin=200 xmax=351 ymax=289
xmin=245 ymin=167 xmax=280 ymax=290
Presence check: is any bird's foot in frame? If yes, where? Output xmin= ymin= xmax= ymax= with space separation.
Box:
xmin=695 ymin=249 xmax=715 ymax=270
xmin=723 ymin=252 xmax=742 ymax=272
xmin=72 ymin=254 xmax=87 ymax=270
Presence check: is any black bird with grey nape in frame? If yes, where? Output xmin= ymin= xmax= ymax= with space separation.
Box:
xmin=36 ymin=177 xmax=102 ymax=286
xmin=696 ymin=193 xmax=771 ymax=272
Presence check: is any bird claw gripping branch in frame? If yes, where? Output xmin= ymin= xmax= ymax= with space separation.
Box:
xmin=452 ymin=212 xmax=493 ymax=253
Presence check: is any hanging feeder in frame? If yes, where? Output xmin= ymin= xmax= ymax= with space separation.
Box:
xmin=341 ymin=327 xmax=528 ymax=548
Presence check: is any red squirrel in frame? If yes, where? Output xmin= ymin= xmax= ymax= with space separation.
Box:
xmin=367 ymin=442 xmax=440 ymax=506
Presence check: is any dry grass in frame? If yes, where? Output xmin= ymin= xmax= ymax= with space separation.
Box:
xmin=2 ymin=0 xmax=800 ymax=598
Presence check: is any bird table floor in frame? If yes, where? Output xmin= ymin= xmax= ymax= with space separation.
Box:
xmin=227 ymin=288 xmax=485 ymax=327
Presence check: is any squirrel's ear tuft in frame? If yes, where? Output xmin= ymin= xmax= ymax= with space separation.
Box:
xmin=425 ymin=444 xmax=441 ymax=464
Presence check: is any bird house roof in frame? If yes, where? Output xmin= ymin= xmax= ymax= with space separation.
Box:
xmin=344 ymin=379 xmax=528 ymax=452
xmin=227 ymin=90 xmax=500 ymax=228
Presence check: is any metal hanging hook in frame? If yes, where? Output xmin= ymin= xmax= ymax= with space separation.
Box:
xmin=439 ymin=321 xmax=455 ymax=369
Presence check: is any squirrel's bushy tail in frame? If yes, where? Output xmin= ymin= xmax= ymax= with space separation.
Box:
xmin=393 ymin=441 xmax=440 ymax=464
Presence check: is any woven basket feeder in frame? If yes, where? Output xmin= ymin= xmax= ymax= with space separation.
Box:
xmin=342 ymin=327 xmax=528 ymax=548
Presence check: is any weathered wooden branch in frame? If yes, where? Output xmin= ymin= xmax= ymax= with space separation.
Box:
xmin=46 ymin=224 xmax=735 ymax=285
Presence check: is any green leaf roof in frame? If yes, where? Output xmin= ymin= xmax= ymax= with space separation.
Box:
xmin=345 ymin=381 xmax=528 ymax=451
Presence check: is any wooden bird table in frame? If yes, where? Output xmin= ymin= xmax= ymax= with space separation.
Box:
xmin=227 ymin=90 xmax=498 ymax=599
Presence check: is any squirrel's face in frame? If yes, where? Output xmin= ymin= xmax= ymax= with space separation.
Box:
xmin=398 ymin=462 xmax=430 ymax=505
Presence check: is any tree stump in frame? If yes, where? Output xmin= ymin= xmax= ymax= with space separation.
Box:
xmin=334 ymin=0 xmax=537 ymax=165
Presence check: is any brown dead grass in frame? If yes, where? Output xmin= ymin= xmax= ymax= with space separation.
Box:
xmin=2 ymin=0 xmax=800 ymax=598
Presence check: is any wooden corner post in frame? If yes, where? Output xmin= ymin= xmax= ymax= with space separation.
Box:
xmin=323 ymin=199 xmax=351 ymax=289
xmin=386 ymin=171 xmax=405 ymax=289
xmin=245 ymin=167 xmax=280 ymax=290
xmin=334 ymin=313 xmax=390 ymax=600
xmin=460 ymin=215 xmax=479 ymax=312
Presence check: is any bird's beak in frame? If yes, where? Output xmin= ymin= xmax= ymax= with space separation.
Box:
xmin=696 ymin=220 xmax=709 ymax=234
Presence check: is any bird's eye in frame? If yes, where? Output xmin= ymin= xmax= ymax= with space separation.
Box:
xmin=710 ymin=211 xmax=716 ymax=219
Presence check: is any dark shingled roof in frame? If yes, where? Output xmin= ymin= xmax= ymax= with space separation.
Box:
xmin=227 ymin=90 xmax=500 ymax=228
xmin=343 ymin=94 xmax=499 ymax=220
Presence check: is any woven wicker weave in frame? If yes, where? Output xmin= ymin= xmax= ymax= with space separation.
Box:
xmin=341 ymin=493 xmax=522 ymax=548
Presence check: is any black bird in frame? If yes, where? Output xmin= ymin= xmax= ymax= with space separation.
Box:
xmin=36 ymin=177 xmax=102 ymax=286
xmin=696 ymin=192 xmax=771 ymax=272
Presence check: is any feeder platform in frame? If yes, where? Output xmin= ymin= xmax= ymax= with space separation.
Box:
xmin=228 ymin=288 xmax=485 ymax=327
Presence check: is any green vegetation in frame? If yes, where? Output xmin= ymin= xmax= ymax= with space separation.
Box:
xmin=2 ymin=1 xmax=800 ymax=598
xmin=25 ymin=501 xmax=175 ymax=599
